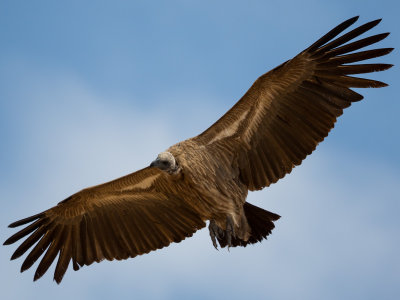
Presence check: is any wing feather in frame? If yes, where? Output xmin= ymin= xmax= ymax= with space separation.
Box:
xmin=34 ymin=226 xmax=65 ymax=281
xmin=194 ymin=17 xmax=392 ymax=190
xmin=54 ymin=228 xmax=72 ymax=283
xmin=4 ymin=167 xmax=205 ymax=283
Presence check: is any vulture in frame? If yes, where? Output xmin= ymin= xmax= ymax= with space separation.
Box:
xmin=4 ymin=16 xmax=393 ymax=284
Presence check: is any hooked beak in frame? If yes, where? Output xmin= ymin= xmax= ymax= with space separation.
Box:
xmin=150 ymin=159 xmax=158 ymax=168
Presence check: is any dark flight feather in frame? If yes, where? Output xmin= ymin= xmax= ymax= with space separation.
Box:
xmin=195 ymin=16 xmax=392 ymax=191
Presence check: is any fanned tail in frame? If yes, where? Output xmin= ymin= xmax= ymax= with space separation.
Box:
xmin=217 ymin=202 xmax=280 ymax=248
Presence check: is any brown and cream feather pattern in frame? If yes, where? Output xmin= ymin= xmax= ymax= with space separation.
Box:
xmin=4 ymin=16 xmax=393 ymax=283
xmin=194 ymin=17 xmax=393 ymax=191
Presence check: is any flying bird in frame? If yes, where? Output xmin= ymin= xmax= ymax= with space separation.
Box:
xmin=4 ymin=16 xmax=393 ymax=283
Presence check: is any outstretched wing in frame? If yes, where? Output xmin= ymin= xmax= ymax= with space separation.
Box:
xmin=4 ymin=167 xmax=206 ymax=283
xmin=194 ymin=16 xmax=393 ymax=191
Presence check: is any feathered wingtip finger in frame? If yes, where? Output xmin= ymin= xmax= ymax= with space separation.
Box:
xmin=306 ymin=16 xmax=360 ymax=52
xmin=304 ymin=16 xmax=393 ymax=89
xmin=7 ymin=213 xmax=45 ymax=229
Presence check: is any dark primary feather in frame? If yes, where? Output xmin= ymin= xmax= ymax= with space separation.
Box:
xmin=311 ymin=18 xmax=383 ymax=55
xmin=4 ymin=168 xmax=205 ymax=283
xmin=7 ymin=213 xmax=45 ymax=228
xmin=195 ymin=16 xmax=393 ymax=191
xmin=306 ymin=16 xmax=360 ymax=51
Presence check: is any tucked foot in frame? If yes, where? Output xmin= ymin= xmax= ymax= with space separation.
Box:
xmin=208 ymin=220 xmax=223 ymax=250
xmin=226 ymin=215 xmax=235 ymax=249
xmin=208 ymin=217 xmax=236 ymax=250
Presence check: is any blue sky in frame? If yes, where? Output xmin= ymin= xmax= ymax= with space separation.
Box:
xmin=0 ymin=1 xmax=399 ymax=299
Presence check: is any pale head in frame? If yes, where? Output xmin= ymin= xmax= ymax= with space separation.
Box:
xmin=150 ymin=151 xmax=177 ymax=172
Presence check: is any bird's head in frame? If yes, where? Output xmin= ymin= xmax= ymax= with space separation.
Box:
xmin=150 ymin=152 xmax=178 ymax=173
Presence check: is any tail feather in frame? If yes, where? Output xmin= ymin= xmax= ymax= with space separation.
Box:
xmin=217 ymin=202 xmax=280 ymax=248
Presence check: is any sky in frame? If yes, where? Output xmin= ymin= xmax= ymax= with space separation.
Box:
xmin=0 ymin=1 xmax=399 ymax=299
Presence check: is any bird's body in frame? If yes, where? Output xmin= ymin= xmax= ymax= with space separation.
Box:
xmin=168 ymin=140 xmax=250 ymax=240
xmin=4 ymin=16 xmax=393 ymax=283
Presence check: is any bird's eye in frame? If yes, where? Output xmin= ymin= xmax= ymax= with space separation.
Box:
xmin=162 ymin=161 xmax=169 ymax=165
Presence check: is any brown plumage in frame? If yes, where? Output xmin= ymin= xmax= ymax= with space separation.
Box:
xmin=4 ymin=16 xmax=393 ymax=283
